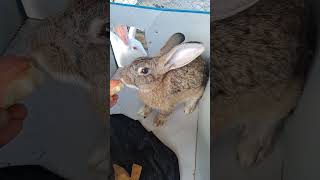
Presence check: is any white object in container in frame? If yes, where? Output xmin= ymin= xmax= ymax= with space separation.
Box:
xmin=21 ymin=0 xmax=68 ymax=19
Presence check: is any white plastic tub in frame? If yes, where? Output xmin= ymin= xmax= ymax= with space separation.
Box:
xmin=21 ymin=0 xmax=68 ymax=19
xmin=110 ymin=3 xmax=210 ymax=180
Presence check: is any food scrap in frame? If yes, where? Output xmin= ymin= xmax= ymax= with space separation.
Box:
xmin=131 ymin=164 xmax=142 ymax=180
xmin=113 ymin=163 xmax=142 ymax=180
xmin=110 ymin=80 xmax=124 ymax=96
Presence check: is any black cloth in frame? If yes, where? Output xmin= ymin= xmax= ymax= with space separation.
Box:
xmin=0 ymin=165 xmax=66 ymax=180
xmin=111 ymin=114 xmax=180 ymax=180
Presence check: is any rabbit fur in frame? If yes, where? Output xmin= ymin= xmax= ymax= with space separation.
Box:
xmin=29 ymin=0 xmax=108 ymax=109
xmin=120 ymin=33 xmax=209 ymax=126
xmin=20 ymin=0 xmax=110 ymax=179
xmin=212 ymin=0 xmax=314 ymax=166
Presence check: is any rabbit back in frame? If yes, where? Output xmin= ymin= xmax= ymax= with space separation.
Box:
xmin=165 ymin=57 xmax=208 ymax=95
xmin=139 ymin=57 xmax=208 ymax=110
xmin=212 ymin=0 xmax=306 ymax=96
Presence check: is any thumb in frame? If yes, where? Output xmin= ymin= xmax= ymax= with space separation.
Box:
xmin=0 ymin=104 xmax=27 ymax=146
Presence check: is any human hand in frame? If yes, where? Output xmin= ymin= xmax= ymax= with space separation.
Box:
xmin=0 ymin=104 xmax=27 ymax=146
xmin=0 ymin=55 xmax=32 ymax=146
xmin=110 ymin=80 xmax=123 ymax=108
xmin=110 ymin=94 xmax=119 ymax=108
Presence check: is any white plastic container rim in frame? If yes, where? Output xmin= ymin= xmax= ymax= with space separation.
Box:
xmin=21 ymin=0 xmax=68 ymax=19
xmin=21 ymin=0 xmax=260 ymax=21
xmin=213 ymin=0 xmax=260 ymax=20
xmin=110 ymin=2 xmax=210 ymax=15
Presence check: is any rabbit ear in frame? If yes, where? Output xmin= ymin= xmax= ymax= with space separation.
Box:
xmin=128 ymin=27 xmax=137 ymax=40
xmin=114 ymin=25 xmax=129 ymax=45
xmin=159 ymin=42 xmax=205 ymax=73
xmin=159 ymin=33 xmax=185 ymax=56
xmin=110 ymin=31 xmax=125 ymax=46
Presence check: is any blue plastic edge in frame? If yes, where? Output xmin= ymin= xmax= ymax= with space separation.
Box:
xmin=110 ymin=2 xmax=210 ymax=15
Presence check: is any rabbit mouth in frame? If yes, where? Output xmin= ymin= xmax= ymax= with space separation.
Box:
xmin=120 ymin=78 xmax=139 ymax=90
xmin=125 ymin=84 xmax=139 ymax=90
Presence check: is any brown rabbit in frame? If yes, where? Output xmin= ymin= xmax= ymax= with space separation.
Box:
xmin=120 ymin=33 xmax=209 ymax=126
xmin=29 ymin=0 xmax=108 ymax=117
xmin=18 ymin=0 xmax=109 ymax=179
xmin=212 ymin=0 xmax=314 ymax=166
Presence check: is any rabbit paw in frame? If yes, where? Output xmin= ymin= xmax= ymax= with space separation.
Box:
xmin=184 ymin=103 xmax=197 ymax=114
xmin=137 ymin=105 xmax=152 ymax=118
xmin=184 ymin=100 xmax=198 ymax=114
xmin=237 ymin=132 xmax=274 ymax=167
xmin=153 ymin=115 xmax=167 ymax=127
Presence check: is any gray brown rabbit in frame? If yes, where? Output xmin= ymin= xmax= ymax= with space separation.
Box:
xmin=29 ymin=0 xmax=108 ymax=117
xmin=19 ymin=0 xmax=109 ymax=179
xmin=212 ymin=0 xmax=314 ymax=166
xmin=120 ymin=33 xmax=209 ymax=126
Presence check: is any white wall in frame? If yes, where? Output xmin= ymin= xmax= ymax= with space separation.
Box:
xmin=0 ymin=0 xmax=25 ymax=54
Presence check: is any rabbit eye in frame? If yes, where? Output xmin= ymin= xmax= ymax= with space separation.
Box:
xmin=139 ymin=67 xmax=150 ymax=75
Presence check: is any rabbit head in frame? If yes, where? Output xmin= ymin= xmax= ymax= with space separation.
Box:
xmin=119 ymin=33 xmax=205 ymax=91
xmin=110 ymin=25 xmax=147 ymax=67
